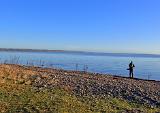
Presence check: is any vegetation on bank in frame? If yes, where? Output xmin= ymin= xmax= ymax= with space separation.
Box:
xmin=0 ymin=78 xmax=160 ymax=113
xmin=0 ymin=64 xmax=159 ymax=113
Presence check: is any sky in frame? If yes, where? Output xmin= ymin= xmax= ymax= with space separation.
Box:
xmin=0 ymin=0 xmax=160 ymax=54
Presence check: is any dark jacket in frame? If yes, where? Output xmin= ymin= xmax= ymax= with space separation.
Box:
xmin=129 ymin=63 xmax=135 ymax=70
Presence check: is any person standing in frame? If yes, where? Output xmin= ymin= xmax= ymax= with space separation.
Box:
xmin=128 ymin=61 xmax=135 ymax=78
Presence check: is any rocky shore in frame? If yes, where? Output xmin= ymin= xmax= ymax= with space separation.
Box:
xmin=0 ymin=64 xmax=159 ymax=108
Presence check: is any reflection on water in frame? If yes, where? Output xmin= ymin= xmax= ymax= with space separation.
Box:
xmin=0 ymin=51 xmax=160 ymax=80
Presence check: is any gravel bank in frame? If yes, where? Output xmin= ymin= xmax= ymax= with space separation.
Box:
xmin=0 ymin=64 xmax=159 ymax=107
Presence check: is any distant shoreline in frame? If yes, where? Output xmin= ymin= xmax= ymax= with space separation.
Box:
xmin=0 ymin=48 xmax=160 ymax=58
xmin=0 ymin=48 xmax=65 ymax=52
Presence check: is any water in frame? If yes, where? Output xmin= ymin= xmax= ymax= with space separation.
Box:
xmin=0 ymin=51 xmax=160 ymax=81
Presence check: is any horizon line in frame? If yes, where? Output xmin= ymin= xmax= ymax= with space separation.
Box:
xmin=0 ymin=47 xmax=160 ymax=56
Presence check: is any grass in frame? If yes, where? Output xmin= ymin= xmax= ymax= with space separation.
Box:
xmin=0 ymin=78 xmax=160 ymax=113
xmin=0 ymin=81 xmax=90 ymax=113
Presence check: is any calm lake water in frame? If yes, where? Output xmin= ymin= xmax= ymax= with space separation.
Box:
xmin=0 ymin=51 xmax=160 ymax=81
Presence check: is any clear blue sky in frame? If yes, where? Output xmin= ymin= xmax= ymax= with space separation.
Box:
xmin=0 ymin=0 xmax=160 ymax=54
